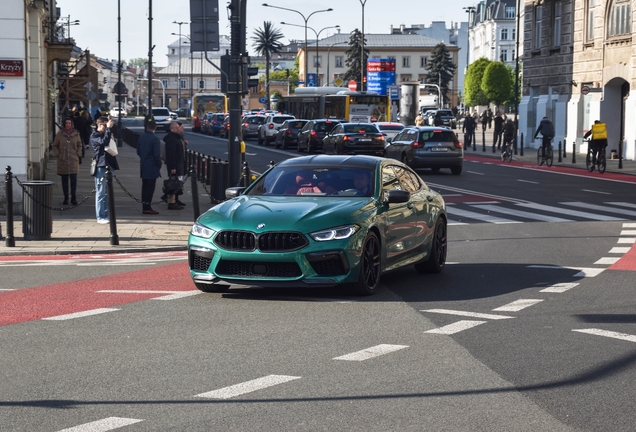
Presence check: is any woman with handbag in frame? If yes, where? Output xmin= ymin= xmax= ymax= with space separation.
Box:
xmin=90 ymin=116 xmax=119 ymax=223
xmin=52 ymin=117 xmax=83 ymax=205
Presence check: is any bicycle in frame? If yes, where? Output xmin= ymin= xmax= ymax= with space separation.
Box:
xmin=501 ymin=138 xmax=513 ymax=163
xmin=537 ymin=140 xmax=554 ymax=167
xmin=584 ymin=138 xmax=606 ymax=174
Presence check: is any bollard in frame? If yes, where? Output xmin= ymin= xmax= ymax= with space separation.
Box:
xmin=558 ymin=141 xmax=562 ymax=162
xmin=213 ymin=160 xmax=226 ymax=202
xmin=563 ymin=138 xmax=567 ymax=158
xmin=520 ymin=133 xmax=524 ymax=156
xmin=242 ymin=161 xmax=252 ymax=187
xmin=572 ymin=141 xmax=576 ymax=164
xmin=105 ymin=167 xmax=119 ymax=245
xmin=482 ymin=129 xmax=486 ymax=152
xmin=4 ymin=166 xmax=15 ymax=247
xmin=208 ymin=157 xmax=218 ymax=187
xmin=205 ymin=157 xmax=212 ymax=186
xmin=619 ymin=140 xmax=624 ymax=169
xmin=190 ymin=164 xmax=200 ymax=220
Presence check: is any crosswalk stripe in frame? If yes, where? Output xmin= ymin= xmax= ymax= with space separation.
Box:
xmin=617 ymin=238 xmax=636 ymax=244
xmin=623 ymin=222 xmax=636 ymax=227
xmin=446 ymin=206 xmax=520 ymax=224
xmin=333 ymin=344 xmax=409 ymax=361
xmin=43 ymin=308 xmax=120 ymax=321
xmin=573 ymin=328 xmax=636 ymax=343
xmin=195 ymin=375 xmax=301 ymax=399
xmin=56 ymin=417 xmax=143 ymax=432
xmin=425 ymin=320 xmax=486 ymax=334
xmin=448 ymin=219 xmax=468 ymax=225
xmin=528 ymin=265 xmax=605 ymax=277
xmin=607 ymin=203 xmax=636 ymax=210
xmin=609 ymin=247 xmax=631 ymax=253
xmin=595 ymin=257 xmax=621 ymax=265
xmin=540 ymin=282 xmax=579 ymax=293
xmin=492 ymin=299 xmax=544 ymax=312
xmin=421 ymin=309 xmax=514 ymax=320
xmin=471 ymin=204 xmax=572 ymax=222
xmin=562 ymin=202 xmax=636 ymax=218
xmin=620 ymin=230 xmax=636 ymax=236
xmin=516 ymin=202 xmax=625 ymax=221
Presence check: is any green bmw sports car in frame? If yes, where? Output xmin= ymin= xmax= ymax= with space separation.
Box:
xmin=188 ymin=155 xmax=447 ymax=295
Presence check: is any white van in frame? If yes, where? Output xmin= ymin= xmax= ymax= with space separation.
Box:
xmin=151 ymin=107 xmax=172 ymax=131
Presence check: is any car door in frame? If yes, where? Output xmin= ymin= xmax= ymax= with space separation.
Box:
xmin=378 ymin=163 xmax=418 ymax=270
xmin=385 ymin=130 xmax=405 ymax=159
xmin=324 ymin=124 xmax=341 ymax=154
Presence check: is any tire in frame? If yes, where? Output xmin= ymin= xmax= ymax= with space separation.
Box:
xmin=297 ymin=139 xmax=304 ymax=152
xmin=450 ymin=165 xmax=462 ymax=175
xmin=401 ymin=153 xmax=409 ymax=167
xmin=414 ymin=218 xmax=447 ymax=274
xmin=308 ymin=141 xmax=315 ymax=154
xmin=598 ymin=152 xmax=606 ymax=174
xmin=195 ymin=282 xmax=230 ymax=293
xmin=537 ymin=148 xmax=543 ymax=166
xmin=504 ymin=150 xmax=512 ymax=163
xmin=350 ymin=232 xmax=381 ymax=296
xmin=258 ymin=134 xmax=264 ymax=146
xmin=275 ymin=137 xmax=281 ymax=149
xmin=546 ymin=146 xmax=553 ymax=167
xmin=282 ymin=139 xmax=289 ymax=150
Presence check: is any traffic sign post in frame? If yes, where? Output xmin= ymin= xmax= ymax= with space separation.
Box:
xmin=306 ymin=73 xmax=317 ymax=87
xmin=348 ymin=80 xmax=357 ymax=91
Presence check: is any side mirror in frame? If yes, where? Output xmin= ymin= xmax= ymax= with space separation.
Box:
xmin=383 ymin=189 xmax=410 ymax=204
xmin=225 ymin=187 xmax=246 ymax=199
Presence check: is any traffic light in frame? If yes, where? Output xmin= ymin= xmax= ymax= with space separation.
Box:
xmin=242 ymin=63 xmax=259 ymax=94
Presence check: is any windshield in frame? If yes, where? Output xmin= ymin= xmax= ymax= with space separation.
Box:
xmin=315 ymin=122 xmax=339 ymax=132
xmin=152 ymin=108 xmax=170 ymax=116
xmin=378 ymin=124 xmax=404 ymax=131
xmin=246 ymin=166 xmax=374 ymax=197
xmin=343 ymin=125 xmax=379 ymax=134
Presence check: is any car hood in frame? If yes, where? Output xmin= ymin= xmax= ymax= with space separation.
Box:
xmin=198 ymin=195 xmax=374 ymax=232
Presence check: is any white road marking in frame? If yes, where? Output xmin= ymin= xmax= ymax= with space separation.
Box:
xmin=43 ymin=308 xmax=120 ymax=321
xmin=609 ymin=247 xmax=631 ymax=254
xmin=467 ymin=171 xmax=484 ymax=175
xmin=573 ymin=328 xmax=636 ymax=343
xmin=445 ymin=207 xmax=520 ymax=224
xmin=195 ymin=375 xmax=301 ymax=399
xmin=56 ymin=417 xmax=143 ymax=432
xmin=492 ymin=299 xmax=544 ymax=312
xmin=620 ymin=230 xmax=636 ymax=236
xmin=540 ymin=282 xmax=579 ymax=293
xmin=98 ymin=290 xmax=185 ymax=294
xmin=425 ymin=320 xmax=486 ymax=334
xmin=623 ymin=222 xmax=636 ymax=227
xmin=153 ymin=291 xmax=201 ymax=300
xmin=608 ymin=203 xmax=636 ymax=210
xmin=472 ymin=204 xmax=571 ymax=222
xmin=333 ymin=344 xmax=409 ymax=361
xmin=594 ymin=257 xmax=621 ymax=265
xmin=528 ymin=265 xmax=605 ymax=277
xmin=517 ymin=179 xmax=539 ymax=184
xmin=421 ymin=309 xmax=514 ymax=320
xmin=581 ymin=189 xmax=612 ymax=195
xmin=562 ymin=202 xmax=636 ymax=218
xmin=447 ymin=219 xmax=468 ymax=226
xmin=617 ymin=237 xmax=636 ymax=244
xmin=0 ymin=288 xmax=16 ymax=291
xmin=516 ymin=202 xmax=625 ymax=221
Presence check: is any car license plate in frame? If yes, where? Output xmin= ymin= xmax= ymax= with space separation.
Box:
xmin=359 ymin=138 xmax=372 ymax=142
xmin=431 ymin=147 xmax=448 ymax=152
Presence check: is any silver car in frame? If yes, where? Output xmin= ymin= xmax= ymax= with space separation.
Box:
xmin=384 ymin=126 xmax=464 ymax=175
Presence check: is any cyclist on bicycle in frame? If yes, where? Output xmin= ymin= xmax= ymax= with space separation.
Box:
xmin=501 ymin=118 xmax=515 ymax=153
xmin=533 ymin=116 xmax=555 ymax=160
xmin=583 ymin=120 xmax=608 ymax=168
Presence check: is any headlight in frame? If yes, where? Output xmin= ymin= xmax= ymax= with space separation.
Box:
xmin=310 ymin=225 xmax=360 ymax=242
xmin=191 ymin=222 xmax=215 ymax=239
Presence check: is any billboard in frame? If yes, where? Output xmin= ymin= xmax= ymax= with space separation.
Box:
xmin=366 ymin=58 xmax=396 ymax=95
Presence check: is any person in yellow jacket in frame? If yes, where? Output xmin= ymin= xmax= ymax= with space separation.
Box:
xmin=52 ymin=117 xmax=83 ymax=205
xmin=583 ymin=120 xmax=608 ymax=169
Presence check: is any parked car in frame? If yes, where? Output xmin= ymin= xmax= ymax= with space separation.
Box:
xmin=109 ymin=107 xmax=127 ymax=118
xmin=374 ymin=122 xmax=405 ymax=143
xmin=209 ymin=113 xmax=227 ymax=136
xmin=169 ymin=111 xmax=178 ymax=120
xmin=242 ymin=115 xmax=267 ymax=139
xmin=187 ymin=154 xmax=447 ymax=296
xmin=275 ymin=119 xmax=309 ymax=149
xmin=151 ymin=107 xmax=172 ymax=131
xmin=200 ymin=112 xmax=215 ymax=135
xmin=257 ymin=114 xmax=295 ymax=146
xmin=427 ymin=109 xmax=457 ymax=129
xmin=296 ymin=119 xmax=342 ymax=154
xmin=176 ymin=108 xmax=190 ymax=118
xmin=322 ymin=123 xmax=386 ymax=156
xmin=384 ymin=126 xmax=463 ymax=175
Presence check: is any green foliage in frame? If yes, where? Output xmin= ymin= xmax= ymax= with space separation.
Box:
xmin=425 ymin=43 xmax=457 ymax=106
xmin=482 ymin=62 xmax=512 ymax=107
xmin=342 ymin=29 xmax=369 ymax=90
xmin=251 ymin=21 xmax=285 ymax=108
xmin=464 ymin=57 xmax=491 ymax=107
xmin=263 ymin=69 xmax=300 ymax=92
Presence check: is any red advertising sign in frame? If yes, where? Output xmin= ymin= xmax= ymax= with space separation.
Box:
xmin=0 ymin=60 xmax=24 ymax=77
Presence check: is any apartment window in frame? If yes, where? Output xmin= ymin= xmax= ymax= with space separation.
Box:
xmin=180 ymin=79 xmax=187 ymax=89
xmin=420 ymin=57 xmax=427 ymax=67
xmin=505 ymin=6 xmax=515 ymax=18
xmin=198 ymin=80 xmax=205 ymax=90
xmin=586 ymin=0 xmax=595 ymax=41
xmin=216 ymin=80 xmax=221 ymax=90
xmin=512 ymin=49 xmax=516 ymax=60
xmin=501 ymin=28 xmax=508 ymax=40
xmin=402 ymin=56 xmax=410 ymax=67
xmin=534 ymin=5 xmax=543 ymax=49
xmin=313 ymin=56 xmax=321 ymax=67
xmin=501 ymin=49 xmax=508 ymax=62
xmin=512 ymin=28 xmax=516 ymax=40
xmin=161 ymin=79 xmax=169 ymax=89
xmin=554 ymin=1 xmax=562 ymax=47
xmin=609 ymin=0 xmax=632 ymax=37
xmin=335 ymin=56 xmax=343 ymax=67
xmin=401 ymin=74 xmax=412 ymax=82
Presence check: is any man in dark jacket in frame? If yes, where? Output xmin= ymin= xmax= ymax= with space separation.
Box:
xmin=91 ymin=116 xmax=119 ymax=223
xmin=493 ymin=112 xmax=505 ymax=151
xmin=462 ymin=113 xmax=476 ymax=148
xmin=137 ymin=119 xmax=162 ymax=214
xmin=162 ymin=121 xmax=185 ymax=210
xmin=534 ymin=116 xmax=555 ymax=160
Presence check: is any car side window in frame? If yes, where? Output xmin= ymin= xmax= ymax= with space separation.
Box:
xmin=381 ymin=165 xmax=402 ymax=192
xmin=301 ymin=122 xmax=312 ymax=132
xmin=331 ymin=124 xmax=341 ymax=134
xmin=392 ymin=165 xmax=421 ymax=193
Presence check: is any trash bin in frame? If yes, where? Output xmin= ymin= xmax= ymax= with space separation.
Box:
xmin=22 ymin=180 xmax=54 ymax=240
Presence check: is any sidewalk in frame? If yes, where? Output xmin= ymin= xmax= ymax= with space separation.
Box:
xmin=461 ymin=128 xmax=636 ymax=175
xmin=0 ymin=143 xmax=200 ymax=256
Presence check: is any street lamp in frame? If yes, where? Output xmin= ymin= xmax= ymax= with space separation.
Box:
xmin=262 ymin=4 xmax=333 ymax=85
xmin=60 ymin=15 xmax=80 ymax=41
xmin=173 ymin=32 xmax=194 ymax=116
xmin=359 ymin=0 xmax=368 ymax=91
xmin=172 ymin=21 xmax=187 ymax=110
xmin=326 ymin=41 xmax=347 ymax=86
xmin=139 ymin=78 xmax=166 ymax=108
xmin=281 ymin=22 xmax=339 ymax=86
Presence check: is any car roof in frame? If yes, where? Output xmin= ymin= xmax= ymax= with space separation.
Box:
xmin=375 ymin=122 xmax=403 ymax=127
xmin=276 ymin=155 xmax=383 ymax=170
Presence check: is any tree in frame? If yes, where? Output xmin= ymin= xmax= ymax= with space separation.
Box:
xmin=464 ymin=57 xmax=491 ymax=107
xmin=128 ymin=58 xmax=148 ymax=68
xmin=482 ymin=61 xmax=513 ymax=109
xmin=342 ymin=29 xmax=369 ymax=91
xmin=251 ymin=21 xmax=284 ymax=109
xmin=425 ymin=43 xmax=457 ymax=107
xmin=264 ymin=69 xmax=300 ymax=93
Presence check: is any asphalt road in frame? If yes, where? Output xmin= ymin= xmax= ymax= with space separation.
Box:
xmin=2 ymin=125 xmax=636 ymax=431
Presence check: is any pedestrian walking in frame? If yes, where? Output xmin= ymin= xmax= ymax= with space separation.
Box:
xmin=480 ymin=111 xmax=488 ymax=131
xmin=486 ymin=108 xmax=493 ymax=129
xmin=493 ymin=112 xmax=505 ymax=150
xmin=90 ymin=116 xmax=119 ymax=224
xmin=462 ymin=112 xmax=476 ymax=148
xmin=52 ymin=117 xmax=83 ymax=205
xmin=137 ymin=119 xmax=162 ymax=215
xmin=415 ymin=113 xmax=425 ymax=126
xmin=162 ymin=121 xmax=185 ymax=210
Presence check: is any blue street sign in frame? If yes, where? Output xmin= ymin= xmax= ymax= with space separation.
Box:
xmin=259 ymin=96 xmax=267 ymax=104
xmin=388 ymin=86 xmax=401 ymax=100
xmin=306 ymin=73 xmax=317 ymax=87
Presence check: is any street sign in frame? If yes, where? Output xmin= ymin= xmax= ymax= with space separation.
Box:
xmin=348 ymin=80 xmax=357 ymax=91
xmin=306 ymin=73 xmax=317 ymax=87
xmin=259 ymin=96 xmax=267 ymax=104
xmin=334 ymin=77 xmax=343 ymax=87
xmin=388 ymin=86 xmax=401 ymax=100
xmin=86 ymin=90 xmax=96 ymax=100
xmin=581 ymin=85 xmax=590 ymax=95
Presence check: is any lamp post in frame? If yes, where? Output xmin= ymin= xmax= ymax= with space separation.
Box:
xmin=61 ymin=15 xmax=80 ymax=41
xmin=359 ymin=0 xmax=368 ymax=91
xmin=140 ymin=78 xmax=165 ymax=108
xmin=263 ymin=4 xmax=333 ymax=85
xmin=281 ymin=22 xmax=339 ymax=86
xmin=172 ymin=21 xmax=186 ymax=110
xmin=326 ymin=41 xmax=347 ymax=86
xmin=513 ymin=0 xmax=521 ymax=153
xmin=173 ymin=32 xmax=194 ymax=116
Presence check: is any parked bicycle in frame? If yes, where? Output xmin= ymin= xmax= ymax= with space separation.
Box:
xmin=501 ymin=138 xmax=513 ymax=163
xmin=537 ymin=141 xmax=554 ymax=167
xmin=584 ymin=137 xmax=606 ymax=173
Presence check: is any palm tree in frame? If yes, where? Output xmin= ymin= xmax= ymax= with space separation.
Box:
xmin=251 ymin=22 xmax=284 ymax=109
